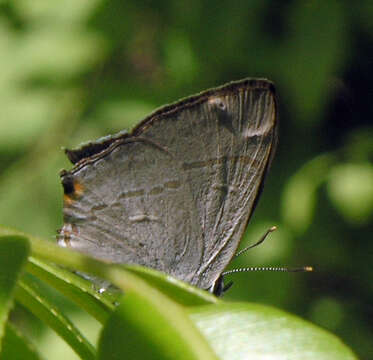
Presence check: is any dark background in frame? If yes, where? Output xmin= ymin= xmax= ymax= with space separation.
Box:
xmin=0 ymin=1 xmax=372 ymax=359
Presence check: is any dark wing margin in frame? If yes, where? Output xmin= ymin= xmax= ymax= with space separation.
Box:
xmin=65 ymin=130 xmax=129 ymax=164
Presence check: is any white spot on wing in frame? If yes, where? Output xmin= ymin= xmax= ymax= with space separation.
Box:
xmin=129 ymin=214 xmax=159 ymax=222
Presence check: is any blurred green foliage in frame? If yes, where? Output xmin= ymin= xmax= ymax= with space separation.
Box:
xmin=0 ymin=0 xmax=372 ymax=358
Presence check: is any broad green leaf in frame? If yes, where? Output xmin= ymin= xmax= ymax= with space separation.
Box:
xmin=0 ymin=235 xmax=30 ymax=347
xmin=0 ymin=323 xmax=43 ymax=360
xmin=98 ymin=290 xmax=218 ymax=360
xmin=189 ymin=302 xmax=358 ymax=360
xmin=125 ymin=265 xmax=217 ymax=306
xmin=0 ymin=227 xmax=358 ymax=359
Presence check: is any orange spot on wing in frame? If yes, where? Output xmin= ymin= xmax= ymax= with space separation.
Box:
xmin=73 ymin=182 xmax=84 ymax=197
xmin=63 ymin=181 xmax=84 ymax=205
xmin=64 ymin=194 xmax=74 ymax=205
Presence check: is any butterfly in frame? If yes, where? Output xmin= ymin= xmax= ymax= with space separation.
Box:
xmin=58 ymin=78 xmax=278 ymax=295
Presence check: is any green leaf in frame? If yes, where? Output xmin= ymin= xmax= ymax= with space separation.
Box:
xmin=26 ymin=257 xmax=114 ymax=324
xmin=0 ymin=323 xmax=43 ymax=360
xmin=0 ymin=235 xmax=30 ymax=348
xmin=0 ymin=228 xmax=358 ymax=359
xmin=124 ymin=265 xmax=217 ymax=306
xmin=0 ymin=228 xmax=217 ymax=359
xmin=189 ymin=302 xmax=358 ymax=360
xmin=96 ymin=263 xmax=217 ymax=359
xmin=15 ymin=274 xmax=96 ymax=360
xmin=98 ymin=290 xmax=218 ymax=360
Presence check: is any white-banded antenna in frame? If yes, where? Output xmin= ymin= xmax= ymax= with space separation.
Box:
xmin=222 ymin=266 xmax=313 ymax=277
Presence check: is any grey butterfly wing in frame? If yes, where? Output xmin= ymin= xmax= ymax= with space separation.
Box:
xmin=59 ymin=78 xmax=277 ymax=291
xmin=132 ymin=79 xmax=278 ymax=289
xmin=60 ymin=139 xmax=204 ymax=284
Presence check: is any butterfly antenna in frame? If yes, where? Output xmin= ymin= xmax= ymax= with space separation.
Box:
xmin=222 ymin=266 xmax=313 ymax=277
xmin=235 ymin=225 xmax=277 ymax=258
